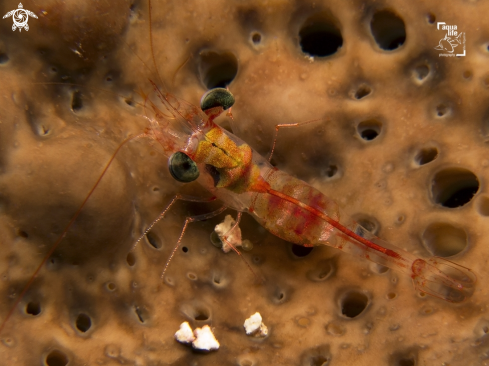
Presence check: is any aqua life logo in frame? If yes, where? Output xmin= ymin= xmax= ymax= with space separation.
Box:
xmin=434 ymin=22 xmax=465 ymax=57
xmin=3 ymin=3 xmax=37 ymax=32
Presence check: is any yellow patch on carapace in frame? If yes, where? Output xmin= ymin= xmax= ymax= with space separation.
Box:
xmin=194 ymin=126 xmax=267 ymax=193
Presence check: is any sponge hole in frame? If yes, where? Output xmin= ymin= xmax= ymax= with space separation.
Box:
xmin=145 ymin=231 xmax=162 ymax=249
xmin=210 ymin=230 xmax=223 ymax=249
xmin=70 ymin=90 xmax=83 ymax=112
xmin=435 ymin=103 xmax=449 ymax=118
xmin=0 ymin=53 xmax=9 ymax=64
xmin=192 ymin=306 xmax=211 ymax=321
xmin=414 ymin=147 xmax=438 ymax=166
xmin=396 ymin=357 xmax=415 ymax=366
xmin=357 ymin=119 xmax=382 ymax=141
xmin=476 ymin=195 xmax=489 ymax=216
xmin=307 ymin=259 xmax=335 ymax=282
xmin=431 ymin=168 xmax=479 ymax=208
xmin=422 ymin=222 xmax=467 ymax=257
xmin=300 ymin=345 xmax=331 ymax=366
xmin=45 ymin=350 xmax=68 ymax=366
xmin=124 ymin=97 xmax=135 ymax=107
xmin=36 ymin=124 xmax=51 ymax=137
xmin=291 ymin=244 xmax=314 ymax=257
xmin=238 ymin=358 xmax=256 ymax=366
xmin=474 ymin=319 xmax=489 ymax=337
xmin=299 ymin=12 xmax=343 ymax=57
xmin=354 ymin=215 xmax=380 ymax=235
xmin=213 ymin=273 xmax=222 ymax=285
xmin=370 ymin=263 xmax=389 ymax=274
xmin=181 ymin=302 xmax=211 ymax=322
xmin=252 ymin=255 xmax=264 ymax=265
xmin=251 ymin=32 xmax=262 ymax=45
xmin=412 ymin=64 xmax=430 ymax=83
xmin=193 ymin=308 xmax=210 ymax=321
xmin=340 ymin=291 xmax=369 ymax=318
xmin=271 ymin=285 xmax=290 ymax=304
xmin=26 ymin=301 xmax=41 ymax=316
xmin=322 ymin=164 xmax=338 ymax=179
xmin=211 ymin=271 xmax=229 ymax=288
xmin=126 ymin=252 xmax=136 ymax=266
xmin=17 ymin=229 xmax=29 ymax=238
xmin=352 ymin=84 xmax=372 ymax=100
xmin=75 ymin=313 xmax=92 ymax=333
xmin=389 ymin=350 xmax=417 ymax=366
xmin=463 ymin=70 xmax=472 ymax=79
xmin=370 ymin=10 xmax=406 ymax=51
xmin=483 ymin=76 xmax=489 ymax=88
xmin=198 ymin=50 xmax=238 ymax=89
xmin=134 ymin=305 xmax=148 ymax=324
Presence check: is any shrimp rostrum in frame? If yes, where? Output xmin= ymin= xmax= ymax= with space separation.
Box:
xmin=144 ymin=84 xmax=476 ymax=304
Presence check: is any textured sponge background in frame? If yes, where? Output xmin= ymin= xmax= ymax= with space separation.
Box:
xmin=0 ymin=0 xmax=489 ymax=365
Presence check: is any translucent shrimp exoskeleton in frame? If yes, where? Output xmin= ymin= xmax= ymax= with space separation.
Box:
xmin=412 ymin=257 xmax=476 ymax=302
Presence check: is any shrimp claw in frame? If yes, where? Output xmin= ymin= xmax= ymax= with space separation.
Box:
xmin=411 ymin=257 xmax=476 ymax=302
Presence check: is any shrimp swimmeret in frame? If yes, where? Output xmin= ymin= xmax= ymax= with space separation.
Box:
xmin=137 ymin=82 xmax=476 ymax=304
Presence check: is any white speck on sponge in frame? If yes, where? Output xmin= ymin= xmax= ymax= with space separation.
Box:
xmin=244 ymin=312 xmax=268 ymax=337
xmin=215 ymin=214 xmax=242 ymax=253
xmin=192 ymin=325 xmax=220 ymax=351
xmin=174 ymin=322 xmax=195 ymax=344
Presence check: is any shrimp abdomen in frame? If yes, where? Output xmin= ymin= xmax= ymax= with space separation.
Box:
xmin=250 ymin=169 xmax=339 ymax=246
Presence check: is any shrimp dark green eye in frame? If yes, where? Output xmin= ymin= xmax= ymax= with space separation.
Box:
xmin=168 ymin=152 xmax=200 ymax=183
xmin=200 ymin=88 xmax=235 ymax=111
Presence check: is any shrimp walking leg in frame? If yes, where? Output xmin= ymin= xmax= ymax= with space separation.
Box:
xmin=268 ymin=118 xmax=325 ymax=162
xmin=132 ymin=194 xmax=218 ymax=251
xmin=161 ymin=206 xmax=227 ymax=279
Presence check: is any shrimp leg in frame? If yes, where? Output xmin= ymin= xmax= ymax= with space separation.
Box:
xmin=268 ymin=118 xmax=325 ymax=162
xmin=161 ymin=206 xmax=227 ymax=279
xmin=132 ymin=193 xmax=218 ymax=251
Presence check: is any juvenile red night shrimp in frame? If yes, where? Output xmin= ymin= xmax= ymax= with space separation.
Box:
xmin=0 ymin=0 xmax=477 ymax=341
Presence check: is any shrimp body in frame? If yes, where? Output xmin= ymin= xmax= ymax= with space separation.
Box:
xmin=151 ymin=88 xmax=476 ymax=303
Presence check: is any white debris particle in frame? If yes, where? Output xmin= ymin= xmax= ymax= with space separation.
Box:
xmin=244 ymin=312 xmax=268 ymax=337
xmin=215 ymin=214 xmax=242 ymax=253
xmin=174 ymin=322 xmax=195 ymax=344
xmin=192 ymin=325 xmax=220 ymax=351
